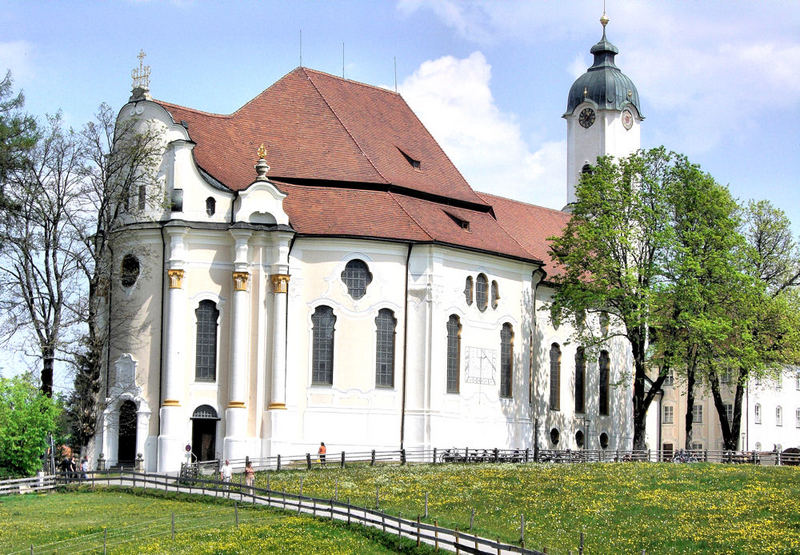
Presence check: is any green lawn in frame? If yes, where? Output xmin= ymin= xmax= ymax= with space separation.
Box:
xmin=253 ymin=462 xmax=800 ymax=554
xmin=0 ymin=489 xmax=432 ymax=554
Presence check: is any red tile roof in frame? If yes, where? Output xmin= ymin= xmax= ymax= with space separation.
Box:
xmin=477 ymin=192 xmax=570 ymax=277
xmin=154 ymin=67 xmax=569 ymax=269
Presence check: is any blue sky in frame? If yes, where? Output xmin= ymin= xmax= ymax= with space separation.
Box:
xmin=1 ymin=1 xmax=799 ymax=380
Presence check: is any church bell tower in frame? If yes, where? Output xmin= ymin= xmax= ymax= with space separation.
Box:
xmin=564 ymin=12 xmax=642 ymax=208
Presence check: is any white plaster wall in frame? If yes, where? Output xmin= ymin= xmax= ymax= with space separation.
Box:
xmin=747 ymin=368 xmax=800 ymax=451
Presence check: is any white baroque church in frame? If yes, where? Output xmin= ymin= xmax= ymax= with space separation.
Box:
xmin=93 ymin=18 xmax=654 ymax=472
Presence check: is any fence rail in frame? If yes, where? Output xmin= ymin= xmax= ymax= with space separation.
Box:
xmin=0 ymin=474 xmax=58 ymax=496
xmin=5 ymin=471 xmax=543 ymax=554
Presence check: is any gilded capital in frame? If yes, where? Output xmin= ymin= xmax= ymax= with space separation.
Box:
xmin=227 ymin=401 xmax=246 ymax=409
xmin=167 ymin=269 xmax=184 ymax=289
xmin=271 ymin=273 xmax=290 ymax=294
xmin=162 ymin=399 xmax=180 ymax=407
xmin=233 ymin=271 xmax=249 ymax=292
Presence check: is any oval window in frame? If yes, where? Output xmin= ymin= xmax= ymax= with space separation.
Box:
xmin=121 ymin=254 xmax=140 ymax=288
xmin=599 ymin=432 xmax=609 ymax=449
xmin=550 ymin=428 xmax=560 ymax=446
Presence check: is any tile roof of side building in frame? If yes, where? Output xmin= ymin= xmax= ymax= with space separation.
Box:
xmin=153 ymin=66 xmax=567 ymax=268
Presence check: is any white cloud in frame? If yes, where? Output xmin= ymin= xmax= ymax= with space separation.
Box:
xmin=399 ymin=52 xmax=566 ymax=209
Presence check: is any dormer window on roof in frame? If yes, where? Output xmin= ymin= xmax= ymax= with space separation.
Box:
xmin=444 ymin=211 xmax=470 ymax=231
xmin=398 ymin=148 xmax=421 ymax=170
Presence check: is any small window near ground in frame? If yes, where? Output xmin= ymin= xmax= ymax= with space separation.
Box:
xmin=550 ymin=428 xmax=560 ymax=446
xmin=575 ymin=430 xmax=584 ymax=449
xmin=691 ymin=442 xmax=703 ymax=451
xmin=599 ymin=432 xmax=609 ymax=449
xmin=121 ymin=254 xmax=140 ymax=288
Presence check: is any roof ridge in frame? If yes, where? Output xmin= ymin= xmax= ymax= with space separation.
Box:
xmin=304 ymin=68 xmax=391 ymax=185
xmin=387 ymin=192 xmax=433 ymax=241
xmin=302 ymin=67 xmax=403 ymax=97
xmin=154 ymin=99 xmax=233 ymax=119
xmin=477 ymin=191 xmax=569 ymax=217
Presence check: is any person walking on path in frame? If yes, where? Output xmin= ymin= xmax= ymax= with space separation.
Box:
xmin=220 ymin=459 xmax=233 ymax=497
xmin=318 ymin=442 xmax=327 ymax=467
xmin=244 ymin=461 xmax=255 ymax=488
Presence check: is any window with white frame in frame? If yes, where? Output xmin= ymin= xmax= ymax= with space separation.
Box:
xmin=664 ymin=369 xmax=674 ymax=387
xmin=500 ymin=323 xmax=513 ymax=398
xmin=795 ymin=407 xmax=800 ymax=428
xmin=446 ymin=315 xmax=461 ymax=394
xmin=476 ymin=274 xmax=488 ymax=311
xmin=549 ymin=343 xmax=561 ymax=411
xmin=796 ymin=371 xmax=800 ymax=390
xmin=691 ymin=442 xmax=703 ymax=451
xmin=311 ymin=305 xmax=336 ymax=385
xmin=663 ymin=405 xmax=674 ymax=425
xmin=375 ymin=309 xmax=397 ymax=388
xmin=195 ymin=300 xmax=219 ymax=382
xmin=754 ymin=403 xmax=762 ymax=424
xmin=692 ymin=404 xmax=703 ymax=424
xmin=776 ymin=406 xmax=783 ymax=427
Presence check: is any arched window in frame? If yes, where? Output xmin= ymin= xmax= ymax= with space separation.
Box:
xmin=776 ymin=406 xmax=783 ymax=426
xmin=754 ymin=403 xmax=762 ymax=424
xmin=121 ymin=254 xmax=140 ymax=288
xmin=575 ymin=347 xmax=586 ymax=413
xmin=464 ymin=276 xmax=473 ymax=306
xmin=575 ymin=430 xmax=584 ymax=449
xmin=476 ymin=274 xmax=488 ymax=311
xmin=311 ymin=306 xmax=336 ymax=385
xmin=500 ymin=323 xmax=513 ymax=398
xmin=599 ymin=350 xmax=610 ymax=416
xmin=192 ymin=405 xmax=218 ymax=419
xmin=195 ymin=300 xmax=219 ymax=382
xmin=549 ymin=343 xmax=561 ymax=411
xmin=206 ymin=197 xmax=216 ymax=216
xmin=491 ymin=280 xmax=500 ymax=309
xmin=446 ymin=315 xmax=461 ymax=394
xmin=375 ymin=309 xmax=396 ymax=388
xmin=341 ymin=260 xmax=372 ymax=299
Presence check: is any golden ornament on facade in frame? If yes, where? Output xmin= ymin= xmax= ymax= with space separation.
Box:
xmin=167 ymin=269 xmax=184 ymax=289
xmin=268 ymin=402 xmax=287 ymax=410
xmin=271 ymin=274 xmax=290 ymax=293
xmin=162 ymin=399 xmax=180 ymax=407
xmin=228 ymin=401 xmax=246 ymax=408
xmin=233 ymin=271 xmax=250 ymax=291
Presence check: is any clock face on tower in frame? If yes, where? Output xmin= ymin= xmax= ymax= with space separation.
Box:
xmin=579 ymin=108 xmax=595 ymax=129
xmin=622 ymin=109 xmax=633 ymax=130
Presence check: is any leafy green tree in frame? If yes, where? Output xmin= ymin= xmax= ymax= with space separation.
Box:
xmin=0 ymin=374 xmax=61 ymax=476
xmin=549 ymin=147 xmax=681 ymax=450
xmin=0 ymin=71 xmax=37 ymax=208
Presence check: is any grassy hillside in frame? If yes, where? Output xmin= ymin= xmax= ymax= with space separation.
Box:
xmin=0 ymin=489 xmax=432 ymax=554
xmin=253 ymin=461 xmax=800 ymax=554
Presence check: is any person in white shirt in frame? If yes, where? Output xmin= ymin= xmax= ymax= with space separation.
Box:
xmin=220 ymin=459 xmax=232 ymax=482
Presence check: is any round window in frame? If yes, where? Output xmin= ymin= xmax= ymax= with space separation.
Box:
xmin=121 ymin=254 xmax=140 ymax=288
xmin=550 ymin=428 xmax=560 ymax=446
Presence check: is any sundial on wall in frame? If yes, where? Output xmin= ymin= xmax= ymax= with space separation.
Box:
xmin=465 ymin=347 xmax=497 ymax=385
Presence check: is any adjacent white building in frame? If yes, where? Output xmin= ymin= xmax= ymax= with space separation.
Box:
xmin=91 ymin=17 xmax=652 ymax=472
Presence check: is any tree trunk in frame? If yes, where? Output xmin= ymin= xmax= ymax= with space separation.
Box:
xmin=708 ymin=369 xmax=732 ymax=449
xmin=684 ymin=346 xmax=697 ymax=450
xmin=41 ymin=347 xmax=54 ymax=397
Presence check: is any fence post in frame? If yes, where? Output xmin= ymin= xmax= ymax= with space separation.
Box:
xmin=103 ymin=528 xmax=107 ymax=554
xmin=417 ymin=515 xmax=421 ymax=547
xmin=579 ymin=531 xmax=584 ymax=554
xmin=494 ymin=448 xmax=499 ymax=462
xmin=335 ymin=477 xmax=339 ymax=501
xmin=433 ymin=447 xmax=437 ymax=464
xmin=401 ymin=448 xmax=406 ymax=465
xmin=425 ymin=491 xmax=429 ymax=518
xmin=172 ymin=511 xmax=175 ymax=540
xmin=525 ymin=448 xmax=529 ymax=463
xmin=341 ymin=451 xmax=345 ymax=468
xmin=300 ymin=477 xmax=304 ymax=497
xmin=267 ymin=474 xmax=270 ymax=492
xmin=371 ymin=450 xmax=376 ymax=466
xmin=347 ymin=497 xmax=351 ymax=525
xmin=234 ymin=502 xmax=239 ymax=527
xmin=306 ymin=453 xmax=312 ymax=470
xmin=277 ymin=454 xmax=281 ymax=472
xmin=375 ymin=485 xmax=380 ymax=509
xmin=434 ymin=519 xmax=439 ymax=551
xmin=647 ymin=449 xmax=651 ymax=462
xmin=470 ymin=508 xmax=475 ymax=530
xmin=704 ymin=450 xmax=708 ymax=462
xmin=455 ymin=527 xmax=460 ymax=554
xmin=520 ymin=513 xmax=525 ymax=546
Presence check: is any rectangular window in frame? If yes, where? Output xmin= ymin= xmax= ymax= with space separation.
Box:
xmin=664 ymin=370 xmax=674 ymax=387
xmin=549 ymin=344 xmax=561 ymax=411
xmin=312 ymin=306 xmax=336 ymax=385
xmin=692 ymin=404 xmax=703 ymax=424
xmin=500 ymin=324 xmax=513 ymax=398
xmin=599 ymin=351 xmax=610 ymax=416
xmin=575 ymin=348 xmax=585 ymax=413
xmin=446 ymin=315 xmax=461 ymax=394
xmin=720 ymin=370 xmax=731 ymax=384
xmin=755 ymin=404 xmax=762 ymax=424
xmin=663 ymin=405 xmax=674 ymax=425
xmin=796 ymin=372 xmax=800 ymax=391
xmin=725 ymin=403 xmax=734 ymax=424
xmin=375 ymin=309 xmax=396 ymax=388
xmin=691 ymin=442 xmax=703 ymax=451
xmin=796 ymin=408 xmax=800 ymax=428
xmin=195 ymin=300 xmax=219 ymax=382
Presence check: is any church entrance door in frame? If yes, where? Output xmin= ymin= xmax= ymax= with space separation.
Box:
xmin=118 ymin=400 xmax=137 ymax=464
xmin=191 ymin=405 xmax=219 ymax=462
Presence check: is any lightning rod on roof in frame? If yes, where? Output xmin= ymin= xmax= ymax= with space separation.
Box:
xmin=394 ymin=57 xmax=397 ymax=93
xmin=300 ymin=29 xmax=303 ymax=67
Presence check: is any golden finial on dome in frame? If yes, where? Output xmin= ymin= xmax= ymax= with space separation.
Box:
xmin=257 ymin=143 xmax=267 ymax=160
xmin=600 ymin=11 xmax=609 ymax=29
